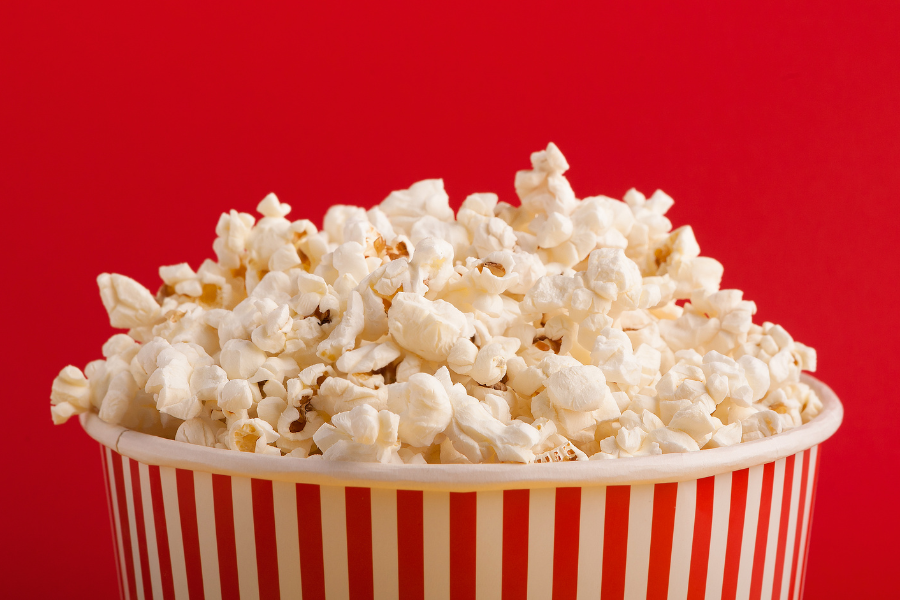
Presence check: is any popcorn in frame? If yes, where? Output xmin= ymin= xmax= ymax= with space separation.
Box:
xmin=313 ymin=404 xmax=401 ymax=463
xmin=97 ymin=273 xmax=161 ymax=329
xmin=218 ymin=379 xmax=254 ymax=417
xmin=387 ymin=292 xmax=474 ymax=362
xmin=176 ymin=417 xmax=221 ymax=447
xmin=388 ymin=372 xmax=453 ymax=447
xmin=336 ymin=341 xmax=401 ymax=375
xmin=219 ymin=339 xmax=267 ymax=380
xmin=226 ymin=418 xmax=280 ymax=455
xmin=53 ymin=142 xmax=821 ymax=463
xmin=145 ymin=342 xmax=213 ymax=420
xmin=50 ymin=366 xmax=92 ymax=424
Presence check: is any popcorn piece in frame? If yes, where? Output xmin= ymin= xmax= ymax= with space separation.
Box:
xmin=446 ymin=386 xmax=542 ymax=463
xmin=336 ymin=341 xmax=400 ymax=375
xmin=227 ymin=418 xmax=280 ymax=455
xmin=407 ymin=237 xmax=456 ymax=296
xmin=467 ymin=337 xmax=521 ymax=386
xmin=379 ymin=179 xmax=454 ymax=237
xmin=647 ymin=427 xmax=701 ymax=453
xmin=705 ymin=422 xmax=742 ymax=448
xmin=50 ymin=366 xmax=92 ymax=415
xmin=97 ymin=273 xmax=161 ymax=329
xmin=388 ymin=292 xmax=474 ymax=362
xmin=584 ymin=248 xmax=643 ymax=306
xmin=145 ymin=342 xmax=212 ymax=420
xmin=218 ymin=379 xmax=254 ymax=417
xmin=98 ymin=371 xmax=140 ymax=425
xmin=176 ymin=417 xmax=221 ymax=447
xmin=219 ymin=339 xmax=267 ymax=380
xmin=388 ymin=372 xmax=453 ymax=447
xmin=257 ymin=192 xmax=291 ymax=219
xmin=534 ymin=441 xmax=588 ymax=462
xmin=317 ymin=290 xmax=365 ymax=362
xmin=312 ymin=377 xmax=386 ymax=415
xmin=545 ymin=364 xmax=612 ymax=413
xmin=313 ymin=404 xmax=401 ymax=463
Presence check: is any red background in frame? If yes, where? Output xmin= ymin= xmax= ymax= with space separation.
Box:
xmin=2 ymin=2 xmax=897 ymax=597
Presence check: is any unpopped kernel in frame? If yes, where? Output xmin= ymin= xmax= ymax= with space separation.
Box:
xmin=52 ymin=143 xmax=821 ymax=463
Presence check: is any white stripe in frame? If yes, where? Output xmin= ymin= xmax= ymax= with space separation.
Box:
xmin=370 ymin=488 xmax=399 ymax=600
xmin=138 ymin=463 xmax=164 ymax=600
xmin=760 ymin=460 xmax=786 ymax=600
xmin=624 ymin=484 xmax=654 ymax=600
xmin=576 ymin=486 xmax=605 ymax=600
xmin=193 ymin=471 xmax=222 ymax=600
xmin=736 ymin=465 xmax=765 ymax=600
xmin=667 ymin=479 xmax=696 ymax=600
xmin=101 ymin=447 xmax=125 ymax=600
xmin=159 ymin=467 xmax=190 ymax=600
xmin=106 ymin=448 xmax=131 ymax=600
xmin=422 ymin=491 xmax=450 ymax=600
xmin=320 ymin=486 xmax=349 ymax=600
xmin=475 ymin=491 xmax=503 ymax=600
xmin=272 ymin=481 xmax=302 ymax=600
xmin=231 ymin=477 xmax=260 ymax=600
xmin=706 ymin=472 xmax=733 ymax=600
xmin=778 ymin=455 xmax=804 ymax=600
xmin=792 ymin=446 xmax=818 ymax=600
xmin=122 ymin=458 xmax=145 ymax=600
xmin=527 ymin=488 xmax=556 ymax=600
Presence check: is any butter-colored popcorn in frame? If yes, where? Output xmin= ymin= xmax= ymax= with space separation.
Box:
xmin=146 ymin=342 xmax=213 ymax=420
xmin=176 ymin=417 xmax=222 ymax=447
xmin=219 ymin=339 xmax=267 ymax=380
xmin=388 ymin=372 xmax=453 ymax=447
xmin=97 ymin=273 xmax=161 ymax=329
xmin=388 ymin=292 xmax=474 ymax=362
xmin=313 ymin=404 xmax=401 ymax=463
xmin=50 ymin=366 xmax=92 ymax=424
xmin=227 ymin=418 xmax=280 ymax=455
xmin=54 ymin=142 xmax=821 ymax=463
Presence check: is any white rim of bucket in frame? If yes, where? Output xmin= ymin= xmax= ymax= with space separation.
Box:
xmin=80 ymin=373 xmax=842 ymax=492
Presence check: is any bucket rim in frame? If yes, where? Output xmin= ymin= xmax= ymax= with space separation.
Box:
xmin=80 ymin=373 xmax=842 ymax=491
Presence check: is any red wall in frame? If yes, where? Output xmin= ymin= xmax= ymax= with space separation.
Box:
xmin=1 ymin=2 xmax=896 ymax=597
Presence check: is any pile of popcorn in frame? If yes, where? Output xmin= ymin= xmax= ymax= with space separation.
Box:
xmin=50 ymin=143 xmax=821 ymax=464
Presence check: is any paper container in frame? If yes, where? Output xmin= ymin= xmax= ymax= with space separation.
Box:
xmin=81 ymin=373 xmax=842 ymax=600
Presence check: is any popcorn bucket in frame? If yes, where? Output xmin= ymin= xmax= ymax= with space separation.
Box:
xmin=81 ymin=374 xmax=841 ymax=600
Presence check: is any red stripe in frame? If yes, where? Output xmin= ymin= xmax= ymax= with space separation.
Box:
xmin=212 ymin=474 xmax=240 ymax=600
xmin=721 ymin=469 xmax=750 ymax=600
xmin=148 ymin=466 xmax=176 ymax=600
xmin=345 ymin=487 xmax=375 ymax=600
xmin=787 ymin=451 xmax=810 ymax=600
xmin=175 ymin=469 xmax=205 ymax=600
xmin=771 ymin=456 xmax=797 ymax=600
xmin=749 ymin=462 xmax=776 ymax=600
xmin=551 ymin=487 xmax=581 ymax=600
xmin=601 ymin=485 xmax=630 ymax=600
xmin=112 ymin=452 xmax=139 ymax=600
xmin=251 ymin=479 xmax=282 ymax=600
xmin=397 ymin=490 xmax=424 ymax=600
xmin=296 ymin=484 xmax=326 ymax=600
xmin=799 ymin=447 xmax=822 ymax=600
xmin=502 ymin=489 xmax=530 ymax=600
xmin=686 ymin=476 xmax=715 ymax=600
xmin=646 ymin=482 xmax=679 ymax=600
xmin=101 ymin=448 xmax=125 ymax=600
xmin=129 ymin=460 xmax=154 ymax=600
xmin=450 ymin=492 xmax=477 ymax=600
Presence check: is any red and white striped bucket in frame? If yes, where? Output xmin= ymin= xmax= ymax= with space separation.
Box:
xmin=82 ymin=374 xmax=842 ymax=600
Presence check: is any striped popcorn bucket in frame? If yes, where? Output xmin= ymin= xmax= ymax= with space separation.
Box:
xmin=81 ymin=374 xmax=842 ymax=600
